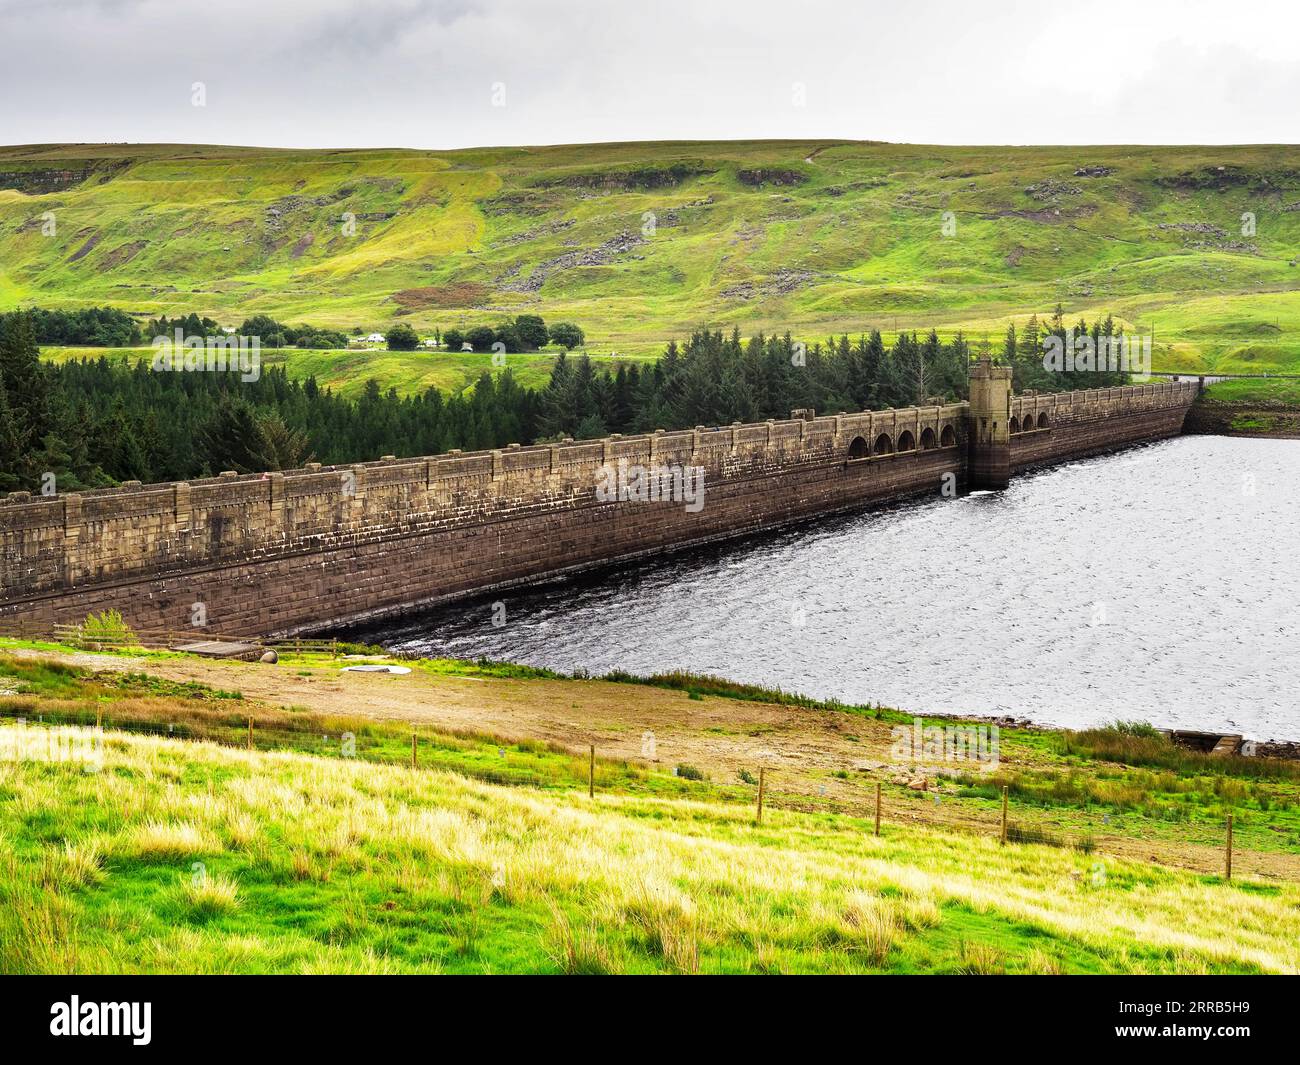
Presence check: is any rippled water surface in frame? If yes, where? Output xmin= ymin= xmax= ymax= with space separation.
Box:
xmin=351 ymin=437 xmax=1300 ymax=737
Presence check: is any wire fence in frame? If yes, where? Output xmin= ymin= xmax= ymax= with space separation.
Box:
xmin=1 ymin=698 xmax=1287 ymax=884
xmin=0 ymin=624 xmax=1295 ymax=884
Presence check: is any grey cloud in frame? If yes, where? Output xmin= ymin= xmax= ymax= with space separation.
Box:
xmin=1 ymin=0 xmax=1296 ymax=147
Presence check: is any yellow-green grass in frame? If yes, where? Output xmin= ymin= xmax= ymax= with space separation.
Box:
xmin=39 ymin=345 xmax=650 ymax=398
xmin=7 ymin=650 xmax=1300 ymax=972
xmin=1203 ymin=377 xmax=1300 ymax=404
xmin=2 ymin=722 xmax=1297 ymax=974
xmin=6 ymin=141 xmax=1300 ymax=372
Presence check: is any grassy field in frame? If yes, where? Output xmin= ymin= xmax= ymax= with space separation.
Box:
xmin=8 ymin=725 xmax=1298 ymax=975
xmin=5 ymin=140 xmax=1300 ymax=377
xmin=1203 ymin=377 xmax=1300 ymax=404
xmin=38 ymin=344 xmax=647 ymax=399
xmin=1 ymin=644 xmax=1298 ymax=973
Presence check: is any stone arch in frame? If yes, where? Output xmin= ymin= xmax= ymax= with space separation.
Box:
xmin=847 ymin=435 xmax=869 ymax=459
xmin=1009 ymin=416 xmax=1021 ymax=434
xmin=897 ymin=429 xmax=916 ymax=452
xmin=1037 ymin=411 xmax=1050 ymax=430
xmin=940 ymin=425 xmax=957 ymax=447
xmin=920 ymin=426 xmax=937 ymax=450
xmin=873 ymin=432 xmax=894 ymax=456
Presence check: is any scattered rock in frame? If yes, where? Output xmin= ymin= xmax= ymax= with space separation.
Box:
xmin=492 ymin=217 xmax=576 ymax=248
xmin=1025 ymin=179 xmax=1082 ymax=201
xmin=500 ymin=231 xmax=646 ymax=293
xmin=1073 ymin=166 xmax=1113 ymax=177
xmin=720 ymin=268 xmax=817 ymax=300
xmin=1157 ymin=221 xmax=1226 ymax=236
xmin=986 ymin=205 xmax=1096 ymax=224
xmin=260 ymin=650 xmax=278 ymax=664
xmin=1187 ymin=239 xmax=1257 ymax=253
xmin=1155 ymin=165 xmax=1300 ymax=192
xmin=534 ymin=164 xmax=714 ymax=191
xmin=1254 ymin=739 xmax=1300 ymax=760
xmin=736 ymin=167 xmax=807 ymax=188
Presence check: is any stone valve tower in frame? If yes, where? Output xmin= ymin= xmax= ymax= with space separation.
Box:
xmin=967 ymin=356 xmax=1012 ymax=489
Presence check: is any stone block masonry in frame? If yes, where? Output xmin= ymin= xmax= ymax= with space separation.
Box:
xmin=0 ymin=377 xmax=1197 ymax=638
xmin=1009 ymin=382 xmax=1200 ymax=469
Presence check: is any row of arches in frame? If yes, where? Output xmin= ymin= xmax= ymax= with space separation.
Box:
xmin=1011 ymin=412 xmax=1051 ymax=433
xmin=847 ymin=423 xmax=957 ymax=459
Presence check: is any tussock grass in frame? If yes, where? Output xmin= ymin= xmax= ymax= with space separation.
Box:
xmin=0 ymin=890 xmax=83 ymax=974
xmin=838 ymin=892 xmax=901 ymax=965
xmin=181 ymin=873 xmax=240 ymax=917
xmin=545 ymin=904 xmax=625 ymax=975
xmin=958 ymin=941 xmax=1008 ymax=975
xmin=42 ymin=840 xmax=106 ymax=891
xmin=125 ymin=820 xmax=217 ymax=860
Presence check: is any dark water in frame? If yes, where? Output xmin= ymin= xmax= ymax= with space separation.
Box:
xmin=350 ymin=436 xmax=1300 ymax=738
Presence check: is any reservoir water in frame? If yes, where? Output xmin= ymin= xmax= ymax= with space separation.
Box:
xmin=350 ymin=436 xmax=1300 ymax=738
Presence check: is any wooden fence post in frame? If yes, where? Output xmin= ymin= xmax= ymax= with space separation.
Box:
xmin=1226 ymin=814 xmax=1234 ymax=881
xmin=756 ymin=767 xmax=766 ymax=823
xmin=247 ymin=716 xmax=254 ymax=751
xmin=874 ymin=782 xmax=881 ymax=837
xmin=589 ymin=744 xmax=595 ymax=798
xmin=1000 ymin=786 xmax=1008 ymax=845
xmin=411 ymin=732 xmax=418 ymax=770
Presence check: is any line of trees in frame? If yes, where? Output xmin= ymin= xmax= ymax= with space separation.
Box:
xmin=443 ymin=315 xmax=583 ymax=354
xmin=12 ymin=304 xmax=592 ymax=356
xmin=534 ymin=328 xmax=972 ymax=440
xmin=236 ymin=315 xmax=350 ymax=349
xmin=147 ymin=311 xmax=352 ymax=350
xmin=0 ymin=309 xmax=1138 ymax=492
xmin=21 ymin=306 xmax=142 ymax=347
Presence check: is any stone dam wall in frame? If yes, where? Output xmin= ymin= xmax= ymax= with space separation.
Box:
xmin=0 ymin=380 xmax=1197 ymax=638
xmin=1009 ymin=382 xmax=1200 ymax=470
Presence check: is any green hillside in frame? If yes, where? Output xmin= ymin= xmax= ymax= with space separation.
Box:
xmin=4 ymin=140 xmax=1300 ymax=370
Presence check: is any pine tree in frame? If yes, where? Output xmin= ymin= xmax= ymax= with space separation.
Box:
xmin=0 ymin=381 xmax=23 ymax=491
xmin=0 ymin=310 xmax=50 ymax=454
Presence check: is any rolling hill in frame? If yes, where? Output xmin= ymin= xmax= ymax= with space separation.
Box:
xmin=4 ymin=140 xmax=1300 ymax=372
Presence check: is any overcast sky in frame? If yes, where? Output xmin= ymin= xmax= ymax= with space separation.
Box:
xmin=2 ymin=0 xmax=1298 ymax=149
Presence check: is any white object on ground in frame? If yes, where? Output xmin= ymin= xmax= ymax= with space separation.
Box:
xmin=340 ymin=664 xmax=411 ymax=675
